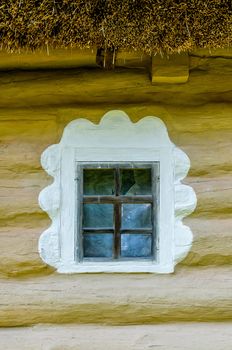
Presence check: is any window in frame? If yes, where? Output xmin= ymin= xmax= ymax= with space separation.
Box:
xmin=77 ymin=163 xmax=159 ymax=261
xmin=39 ymin=110 xmax=196 ymax=273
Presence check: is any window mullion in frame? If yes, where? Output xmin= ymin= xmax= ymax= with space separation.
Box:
xmin=114 ymin=168 xmax=121 ymax=258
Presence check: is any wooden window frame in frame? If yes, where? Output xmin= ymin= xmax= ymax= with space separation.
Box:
xmin=76 ymin=162 xmax=160 ymax=262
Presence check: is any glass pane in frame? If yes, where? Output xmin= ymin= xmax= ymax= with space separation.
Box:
xmin=122 ymin=204 xmax=152 ymax=229
xmin=83 ymin=169 xmax=114 ymax=195
xmin=83 ymin=204 xmax=113 ymax=228
xmin=121 ymin=169 xmax=152 ymax=195
xmin=83 ymin=233 xmax=113 ymax=258
xmin=121 ymin=234 xmax=152 ymax=257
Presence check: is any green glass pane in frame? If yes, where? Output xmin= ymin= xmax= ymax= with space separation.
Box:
xmin=83 ymin=204 xmax=114 ymax=228
xmin=121 ymin=168 xmax=152 ymax=195
xmin=83 ymin=169 xmax=114 ymax=195
xmin=121 ymin=234 xmax=152 ymax=257
xmin=83 ymin=233 xmax=113 ymax=258
xmin=122 ymin=204 xmax=152 ymax=229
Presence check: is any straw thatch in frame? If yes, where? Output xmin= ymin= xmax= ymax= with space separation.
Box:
xmin=0 ymin=0 xmax=231 ymax=54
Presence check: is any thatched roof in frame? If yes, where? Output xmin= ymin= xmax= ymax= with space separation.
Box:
xmin=0 ymin=0 xmax=231 ymax=54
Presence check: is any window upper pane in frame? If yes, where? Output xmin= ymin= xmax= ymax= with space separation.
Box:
xmin=83 ymin=204 xmax=114 ymax=228
xmin=121 ymin=204 xmax=152 ymax=229
xmin=121 ymin=168 xmax=152 ymax=195
xmin=83 ymin=169 xmax=115 ymax=195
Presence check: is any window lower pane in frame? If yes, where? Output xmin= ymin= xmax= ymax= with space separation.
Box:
xmin=83 ymin=233 xmax=113 ymax=258
xmin=121 ymin=204 xmax=152 ymax=229
xmin=83 ymin=204 xmax=114 ymax=228
xmin=121 ymin=234 xmax=152 ymax=257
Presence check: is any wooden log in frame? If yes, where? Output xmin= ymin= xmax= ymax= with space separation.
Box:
xmin=0 ymin=267 xmax=231 ymax=326
xmin=151 ymin=53 xmax=189 ymax=84
xmin=0 ymin=323 xmax=231 ymax=350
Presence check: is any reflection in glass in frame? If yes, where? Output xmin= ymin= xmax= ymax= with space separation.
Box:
xmin=122 ymin=204 xmax=152 ymax=229
xmin=121 ymin=234 xmax=152 ymax=257
xmin=83 ymin=169 xmax=114 ymax=195
xmin=83 ymin=233 xmax=113 ymax=257
xmin=83 ymin=204 xmax=113 ymax=228
xmin=121 ymin=169 xmax=151 ymax=195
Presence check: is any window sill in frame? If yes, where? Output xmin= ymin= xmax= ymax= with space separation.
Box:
xmin=57 ymin=261 xmax=174 ymax=274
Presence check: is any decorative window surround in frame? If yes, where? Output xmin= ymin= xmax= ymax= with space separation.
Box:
xmin=38 ymin=110 xmax=197 ymax=273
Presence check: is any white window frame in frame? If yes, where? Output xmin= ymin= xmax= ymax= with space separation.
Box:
xmin=38 ymin=110 xmax=197 ymax=273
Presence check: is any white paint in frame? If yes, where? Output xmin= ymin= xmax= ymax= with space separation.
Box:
xmin=38 ymin=110 xmax=197 ymax=273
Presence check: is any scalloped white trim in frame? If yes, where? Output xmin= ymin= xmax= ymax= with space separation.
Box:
xmin=38 ymin=110 xmax=196 ymax=273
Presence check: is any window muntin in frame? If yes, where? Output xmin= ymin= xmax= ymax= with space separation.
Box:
xmin=77 ymin=163 xmax=159 ymax=261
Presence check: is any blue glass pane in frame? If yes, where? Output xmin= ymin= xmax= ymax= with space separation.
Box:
xmin=122 ymin=204 xmax=152 ymax=229
xmin=83 ymin=233 xmax=113 ymax=258
xmin=121 ymin=169 xmax=152 ymax=195
xmin=83 ymin=169 xmax=114 ymax=195
xmin=83 ymin=204 xmax=113 ymax=228
xmin=121 ymin=234 xmax=152 ymax=257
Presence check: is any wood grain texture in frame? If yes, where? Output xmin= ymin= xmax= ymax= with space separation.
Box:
xmin=0 ymin=53 xmax=231 ymax=279
xmin=0 ymin=323 xmax=231 ymax=350
xmin=152 ymin=53 xmax=189 ymax=84
xmin=0 ymin=266 xmax=231 ymax=326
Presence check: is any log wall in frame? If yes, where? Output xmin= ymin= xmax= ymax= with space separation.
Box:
xmin=0 ymin=49 xmax=231 ymax=333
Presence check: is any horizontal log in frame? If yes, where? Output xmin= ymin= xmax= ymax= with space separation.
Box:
xmin=0 ymin=102 xmax=231 ymax=132
xmin=0 ymin=49 xmax=150 ymax=71
xmin=0 ymin=323 xmax=231 ymax=350
xmin=186 ymin=175 xmax=232 ymax=217
xmin=0 ymin=57 xmax=231 ymax=110
xmin=0 ymin=267 xmax=231 ymax=326
xmin=0 ymin=49 xmax=97 ymax=71
xmin=0 ymin=48 xmax=231 ymax=70
xmin=181 ymin=217 xmax=232 ymax=266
